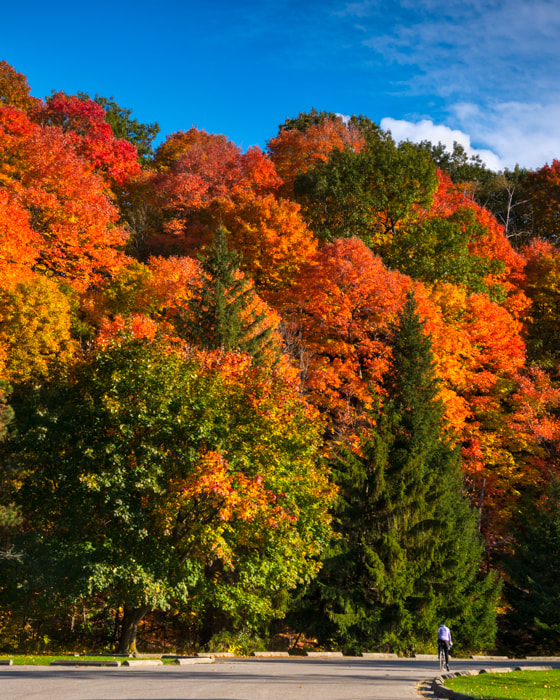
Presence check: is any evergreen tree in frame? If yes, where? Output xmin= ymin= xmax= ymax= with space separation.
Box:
xmin=502 ymin=479 xmax=560 ymax=654
xmin=185 ymin=228 xmax=277 ymax=364
xmin=0 ymin=381 xmax=13 ymax=440
xmin=293 ymin=293 xmax=498 ymax=653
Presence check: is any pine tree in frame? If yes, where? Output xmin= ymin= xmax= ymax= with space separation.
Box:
xmin=294 ymin=292 xmax=498 ymax=653
xmin=185 ymin=228 xmax=277 ymax=363
xmin=502 ymin=479 xmax=560 ymax=655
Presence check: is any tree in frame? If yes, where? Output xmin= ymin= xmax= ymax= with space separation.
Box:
xmin=385 ymin=210 xmax=503 ymax=295
xmin=184 ymin=228 xmax=281 ymax=364
xmin=3 ymin=339 xmax=333 ymax=652
xmin=502 ymin=479 xmax=560 ymax=654
xmin=0 ymin=61 xmax=37 ymax=112
xmin=218 ymin=192 xmax=316 ymax=290
xmin=267 ymin=114 xmax=364 ymax=197
xmin=520 ymin=160 xmax=560 ymax=243
xmin=278 ymin=108 xmax=341 ymax=132
xmin=33 ymin=92 xmax=141 ymax=187
xmin=293 ymin=293 xmax=498 ymax=653
xmin=0 ymin=189 xmax=39 ymax=286
xmin=520 ymin=238 xmax=560 ymax=370
xmin=293 ymin=125 xmax=437 ymax=251
xmin=84 ymin=93 xmax=160 ymax=167
xmin=415 ymin=140 xmax=494 ymax=186
xmin=0 ymin=275 xmax=77 ymax=384
xmin=0 ymin=104 xmax=130 ymax=290
xmin=149 ymin=128 xmax=289 ymax=271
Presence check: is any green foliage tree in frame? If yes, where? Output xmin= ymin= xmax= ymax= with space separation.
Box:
xmin=279 ymin=108 xmax=341 ymax=133
xmin=385 ymin=210 xmax=505 ymax=297
xmin=291 ymin=293 xmax=498 ymax=653
xmin=1 ymin=339 xmax=332 ymax=652
xmin=415 ymin=140 xmax=494 ymax=185
xmin=293 ymin=121 xmax=437 ymax=251
xmin=0 ymin=381 xmax=18 ymax=555
xmin=502 ymin=479 xmax=560 ymax=654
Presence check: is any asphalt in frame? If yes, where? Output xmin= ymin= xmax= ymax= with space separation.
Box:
xmin=0 ymin=656 xmax=558 ymax=700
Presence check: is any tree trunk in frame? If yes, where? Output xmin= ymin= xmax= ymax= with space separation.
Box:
xmin=118 ymin=605 xmax=150 ymax=654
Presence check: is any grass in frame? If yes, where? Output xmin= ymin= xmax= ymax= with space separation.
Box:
xmin=446 ymin=669 xmax=560 ymax=699
xmin=0 ymin=654 xmax=177 ymax=665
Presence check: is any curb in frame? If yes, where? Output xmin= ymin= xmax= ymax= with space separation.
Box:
xmin=123 ymin=659 xmax=162 ymax=666
xmin=361 ymin=652 xmax=399 ymax=659
xmin=50 ymin=659 xmax=121 ymax=667
xmin=415 ymin=654 xmax=439 ymax=660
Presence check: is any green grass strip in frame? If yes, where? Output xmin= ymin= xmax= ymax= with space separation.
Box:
xmin=0 ymin=654 xmax=175 ymax=665
xmin=447 ymin=669 xmax=560 ymax=699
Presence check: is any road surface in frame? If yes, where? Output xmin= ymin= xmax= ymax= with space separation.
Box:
xmin=1 ymin=656 xmax=558 ymax=700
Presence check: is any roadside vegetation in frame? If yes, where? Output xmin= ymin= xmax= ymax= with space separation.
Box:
xmin=0 ymin=654 xmax=175 ymax=665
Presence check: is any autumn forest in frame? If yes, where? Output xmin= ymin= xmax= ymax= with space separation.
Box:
xmin=1 ymin=61 xmax=560 ymax=657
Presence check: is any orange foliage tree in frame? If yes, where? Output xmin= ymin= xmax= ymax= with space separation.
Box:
xmin=520 ymin=238 xmax=560 ymax=369
xmin=274 ymin=237 xmax=415 ymax=440
xmin=0 ymin=189 xmax=39 ymax=285
xmin=0 ymin=61 xmax=38 ymax=112
xmin=149 ymin=128 xmax=315 ymax=290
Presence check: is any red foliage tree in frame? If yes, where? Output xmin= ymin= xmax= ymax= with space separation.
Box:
xmin=33 ymin=92 xmax=140 ymax=187
xmin=0 ymin=104 xmax=129 ymax=290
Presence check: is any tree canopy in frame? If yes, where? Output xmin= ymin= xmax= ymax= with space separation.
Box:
xmin=1 ymin=70 xmax=560 ymax=655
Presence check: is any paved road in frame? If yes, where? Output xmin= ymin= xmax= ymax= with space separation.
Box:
xmin=0 ymin=657 xmax=558 ymax=700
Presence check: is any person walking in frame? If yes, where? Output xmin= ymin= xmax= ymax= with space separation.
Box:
xmin=437 ymin=623 xmax=452 ymax=671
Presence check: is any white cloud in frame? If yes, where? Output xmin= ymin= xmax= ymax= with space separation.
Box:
xmin=380 ymin=117 xmax=504 ymax=171
xmin=451 ymin=101 xmax=560 ymax=170
xmin=381 ymin=101 xmax=560 ymax=171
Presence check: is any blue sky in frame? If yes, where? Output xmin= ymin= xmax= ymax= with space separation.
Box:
xmin=4 ymin=0 xmax=560 ymax=170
